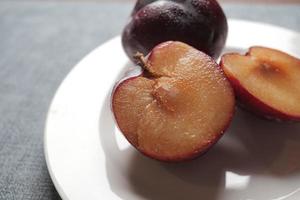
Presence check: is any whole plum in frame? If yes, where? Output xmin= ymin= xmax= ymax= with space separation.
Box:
xmin=122 ymin=0 xmax=228 ymax=61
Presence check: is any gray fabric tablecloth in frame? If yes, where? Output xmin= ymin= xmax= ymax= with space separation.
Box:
xmin=0 ymin=2 xmax=299 ymax=199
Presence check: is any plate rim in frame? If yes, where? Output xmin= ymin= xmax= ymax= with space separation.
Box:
xmin=44 ymin=19 xmax=300 ymax=200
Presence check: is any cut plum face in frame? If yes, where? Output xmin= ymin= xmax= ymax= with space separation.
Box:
xmin=113 ymin=77 xmax=155 ymax=145
xmin=221 ymin=46 xmax=300 ymax=121
xmin=112 ymin=41 xmax=235 ymax=161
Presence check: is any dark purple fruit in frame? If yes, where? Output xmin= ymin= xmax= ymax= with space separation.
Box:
xmin=122 ymin=0 xmax=228 ymax=62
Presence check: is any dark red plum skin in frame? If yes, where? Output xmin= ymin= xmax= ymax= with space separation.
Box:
xmin=122 ymin=0 xmax=228 ymax=62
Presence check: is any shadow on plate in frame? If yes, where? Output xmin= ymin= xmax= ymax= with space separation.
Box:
xmin=98 ymin=55 xmax=300 ymax=200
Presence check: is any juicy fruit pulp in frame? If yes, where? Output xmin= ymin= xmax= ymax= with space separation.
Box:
xmin=221 ymin=46 xmax=300 ymax=121
xmin=113 ymin=41 xmax=235 ymax=161
xmin=122 ymin=0 xmax=228 ymax=62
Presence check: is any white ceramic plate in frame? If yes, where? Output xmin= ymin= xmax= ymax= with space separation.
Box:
xmin=45 ymin=19 xmax=300 ymax=200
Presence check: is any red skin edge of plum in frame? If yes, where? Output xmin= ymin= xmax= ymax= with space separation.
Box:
xmin=220 ymin=57 xmax=300 ymax=122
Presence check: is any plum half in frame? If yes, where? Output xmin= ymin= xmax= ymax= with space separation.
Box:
xmin=112 ymin=41 xmax=235 ymax=162
xmin=221 ymin=46 xmax=300 ymax=121
xmin=122 ymin=0 xmax=228 ymax=62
